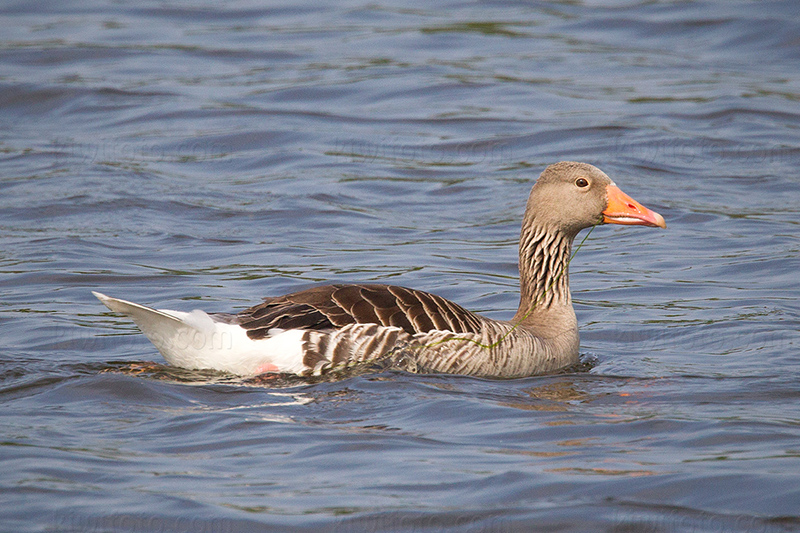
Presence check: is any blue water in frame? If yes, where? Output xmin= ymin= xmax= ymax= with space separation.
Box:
xmin=2 ymin=1 xmax=800 ymax=531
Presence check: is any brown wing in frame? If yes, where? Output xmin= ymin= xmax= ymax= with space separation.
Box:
xmin=236 ymin=284 xmax=484 ymax=340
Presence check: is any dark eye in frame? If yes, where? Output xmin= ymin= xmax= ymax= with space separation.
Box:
xmin=575 ymin=177 xmax=589 ymax=188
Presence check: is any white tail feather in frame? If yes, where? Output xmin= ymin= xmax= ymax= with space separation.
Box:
xmin=93 ymin=292 xmax=307 ymax=375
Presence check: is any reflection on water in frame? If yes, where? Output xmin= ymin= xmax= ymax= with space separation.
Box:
xmin=497 ymin=380 xmax=585 ymax=411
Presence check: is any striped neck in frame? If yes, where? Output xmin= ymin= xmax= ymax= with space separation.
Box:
xmin=514 ymin=224 xmax=574 ymax=321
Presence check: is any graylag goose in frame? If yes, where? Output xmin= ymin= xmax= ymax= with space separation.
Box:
xmin=94 ymin=161 xmax=665 ymax=378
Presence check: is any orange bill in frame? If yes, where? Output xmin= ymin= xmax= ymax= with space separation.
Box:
xmin=602 ymin=184 xmax=666 ymax=228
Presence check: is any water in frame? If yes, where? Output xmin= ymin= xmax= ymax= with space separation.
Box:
xmin=2 ymin=1 xmax=799 ymax=531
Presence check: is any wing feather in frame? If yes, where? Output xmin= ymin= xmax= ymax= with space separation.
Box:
xmin=237 ymin=283 xmax=483 ymax=339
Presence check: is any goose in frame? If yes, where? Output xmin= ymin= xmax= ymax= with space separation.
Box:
xmin=94 ymin=161 xmax=665 ymax=378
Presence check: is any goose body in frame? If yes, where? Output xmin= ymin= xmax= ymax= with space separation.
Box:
xmin=95 ymin=162 xmax=665 ymax=378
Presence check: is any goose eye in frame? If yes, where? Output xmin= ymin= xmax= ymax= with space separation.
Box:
xmin=575 ymin=177 xmax=589 ymax=188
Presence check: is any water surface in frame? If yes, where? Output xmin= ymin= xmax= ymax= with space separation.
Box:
xmin=2 ymin=1 xmax=799 ymax=531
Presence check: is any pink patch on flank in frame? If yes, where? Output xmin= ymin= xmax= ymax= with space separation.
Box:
xmin=255 ymin=362 xmax=280 ymax=374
